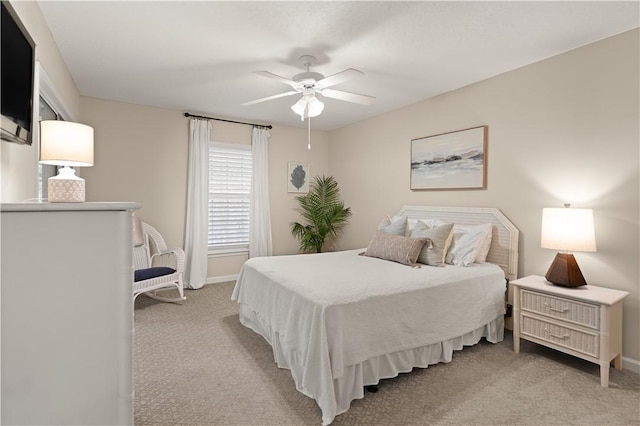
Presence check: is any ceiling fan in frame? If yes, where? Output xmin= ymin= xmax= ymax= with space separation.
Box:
xmin=242 ymin=55 xmax=376 ymax=120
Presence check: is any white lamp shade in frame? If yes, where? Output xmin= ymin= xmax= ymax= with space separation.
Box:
xmin=541 ymin=207 xmax=596 ymax=252
xmin=40 ymin=120 xmax=94 ymax=167
xmin=291 ymin=95 xmax=324 ymax=119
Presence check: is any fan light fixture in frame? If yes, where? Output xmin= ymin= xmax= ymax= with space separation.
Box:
xmin=291 ymin=94 xmax=324 ymax=121
xmin=242 ymin=54 xmax=376 ymax=150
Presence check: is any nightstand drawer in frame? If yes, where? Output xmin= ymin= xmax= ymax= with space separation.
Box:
xmin=521 ymin=289 xmax=599 ymax=330
xmin=521 ymin=314 xmax=599 ymax=358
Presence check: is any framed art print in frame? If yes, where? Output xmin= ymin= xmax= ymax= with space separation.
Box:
xmin=410 ymin=126 xmax=487 ymax=190
xmin=287 ymin=162 xmax=309 ymax=193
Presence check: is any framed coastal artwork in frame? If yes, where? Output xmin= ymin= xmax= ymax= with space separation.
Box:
xmin=410 ymin=126 xmax=487 ymax=190
xmin=287 ymin=162 xmax=310 ymax=193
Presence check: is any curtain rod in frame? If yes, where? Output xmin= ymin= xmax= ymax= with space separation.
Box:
xmin=184 ymin=112 xmax=272 ymax=129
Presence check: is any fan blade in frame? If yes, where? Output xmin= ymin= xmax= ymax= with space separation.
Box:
xmin=242 ymin=91 xmax=298 ymax=106
xmin=255 ymin=71 xmax=299 ymax=88
xmin=320 ymin=88 xmax=376 ymax=105
xmin=316 ymin=68 xmax=363 ymax=89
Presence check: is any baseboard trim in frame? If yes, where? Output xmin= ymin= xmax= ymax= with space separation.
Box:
xmin=205 ymin=274 xmax=239 ymax=285
xmin=622 ymin=356 xmax=640 ymax=374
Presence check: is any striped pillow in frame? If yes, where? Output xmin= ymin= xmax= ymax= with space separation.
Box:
xmin=410 ymin=221 xmax=454 ymax=266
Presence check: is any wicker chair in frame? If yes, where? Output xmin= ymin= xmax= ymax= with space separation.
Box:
xmin=133 ymin=218 xmax=186 ymax=303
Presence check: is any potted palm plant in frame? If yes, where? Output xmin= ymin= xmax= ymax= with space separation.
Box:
xmin=290 ymin=175 xmax=352 ymax=253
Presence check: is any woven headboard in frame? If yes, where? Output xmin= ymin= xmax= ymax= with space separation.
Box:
xmin=396 ymin=206 xmax=519 ymax=281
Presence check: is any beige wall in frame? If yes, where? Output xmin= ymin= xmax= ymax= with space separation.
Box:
xmin=80 ymin=98 xmax=329 ymax=280
xmin=329 ymin=29 xmax=639 ymax=361
xmin=80 ymin=99 xmax=188 ymax=245
xmin=1 ymin=1 xmax=80 ymax=203
xmin=2 ymin=1 xmax=637 ymax=363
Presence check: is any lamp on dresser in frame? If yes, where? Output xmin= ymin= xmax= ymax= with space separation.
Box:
xmin=39 ymin=120 xmax=94 ymax=203
xmin=541 ymin=204 xmax=596 ymax=287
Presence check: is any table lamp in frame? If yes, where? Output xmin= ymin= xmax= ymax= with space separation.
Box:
xmin=541 ymin=205 xmax=596 ymax=287
xmin=39 ymin=120 xmax=94 ymax=202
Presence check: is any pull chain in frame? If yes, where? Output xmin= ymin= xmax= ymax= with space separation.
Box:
xmin=307 ymin=116 xmax=311 ymax=150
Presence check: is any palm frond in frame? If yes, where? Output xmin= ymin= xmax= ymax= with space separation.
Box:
xmin=289 ymin=176 xmax=351 ymax=253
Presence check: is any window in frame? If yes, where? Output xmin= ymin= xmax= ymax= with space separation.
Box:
xmin=208 ymin=142 xmax=252 ymax=254
xmin=38 ymin=65 xmax=75 ymax=201
xmin=37 ymin=95 xmax=63 ymax=200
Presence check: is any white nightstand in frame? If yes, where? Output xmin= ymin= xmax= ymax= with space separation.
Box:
xmin=510 ymin=275 xmax=629 ymax=387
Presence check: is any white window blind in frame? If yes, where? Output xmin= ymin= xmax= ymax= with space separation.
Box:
xmin=208 ymin=142 xmax=252 ymax=252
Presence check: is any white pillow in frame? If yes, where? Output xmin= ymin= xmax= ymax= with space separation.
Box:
xmin=406 ymin=218 xmax=419 ymax=234
xmin=472 ymin=224 xmax=493 ymax=263
xmin=390 ymin=215 xmax=418 ymax=236
xmin=433 ymin=220 xmax=492 ymax=266
xmin=377 ymin=215 xmax=408 ymax=236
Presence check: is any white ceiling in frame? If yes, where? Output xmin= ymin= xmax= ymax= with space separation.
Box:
xmin=37 ymin=1 xmax=639 ymax=131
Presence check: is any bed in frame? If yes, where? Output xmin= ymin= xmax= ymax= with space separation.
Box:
xmin=231 ymin=206 xmax=519 ymax=425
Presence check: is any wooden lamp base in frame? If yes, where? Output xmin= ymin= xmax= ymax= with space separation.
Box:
xmin=545 ymin=252 xmax=587 ymax=287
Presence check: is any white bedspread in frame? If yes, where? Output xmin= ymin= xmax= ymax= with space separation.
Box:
xmin=231 ymin=249 xmax=506 ymax=424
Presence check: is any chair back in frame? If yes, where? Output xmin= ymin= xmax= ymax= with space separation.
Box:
xmin=133 ymin=219 xmax=170 ymax=271
xmin=133 ymin=241 xmax=150 ymax=271
xmin=133 ymin=216 xmax=150 ymax=270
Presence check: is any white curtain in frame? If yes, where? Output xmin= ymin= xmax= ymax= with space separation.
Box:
xmin=184 ymin=118 xmax=210 ymax=289
xmin=249 ymin=127 xmax=272 ymax=258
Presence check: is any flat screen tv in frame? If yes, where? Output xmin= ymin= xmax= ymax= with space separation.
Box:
xmin=1 ymin=1 xmax=35 ymax=145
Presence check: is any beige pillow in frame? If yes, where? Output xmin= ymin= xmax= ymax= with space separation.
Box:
xmin=363 ymin=232 xmax=427 ymax=266
xmin=410 ymin=221 xmax=454 ymax=266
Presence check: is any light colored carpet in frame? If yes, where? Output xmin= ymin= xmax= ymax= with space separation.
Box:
xmin=134 ymin=282 xmax=640 ymax=425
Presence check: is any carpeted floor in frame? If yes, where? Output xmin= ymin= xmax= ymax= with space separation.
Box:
xmin=134 ymin=282 xmax=640 ymax=425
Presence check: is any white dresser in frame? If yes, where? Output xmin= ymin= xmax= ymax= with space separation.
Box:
xmin=1 ymin=202 xmax=139 ymax=425
xmin=510 ymin=275 xmax=628 ymax=387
